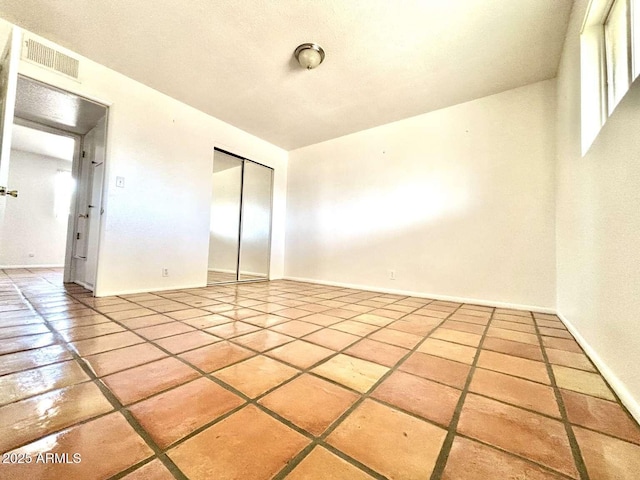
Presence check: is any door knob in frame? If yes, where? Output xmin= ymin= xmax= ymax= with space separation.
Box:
xmin=0 ymin=186 xmax=18 ymax=197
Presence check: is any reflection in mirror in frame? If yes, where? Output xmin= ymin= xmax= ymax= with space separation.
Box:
xmin=208 ymin=151 xmax=243 ymax=284
xmin=239 ymin=161 xmax=273 ymax=281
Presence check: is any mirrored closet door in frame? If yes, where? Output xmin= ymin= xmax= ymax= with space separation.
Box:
xmin=208 ymin=148 xmax=273 ymax=284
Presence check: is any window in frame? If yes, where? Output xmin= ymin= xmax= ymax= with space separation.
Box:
xmin=581 ymin=0 xmax=638 ymax=154
xmin=605 ymin=0 xmax=632 ymax=114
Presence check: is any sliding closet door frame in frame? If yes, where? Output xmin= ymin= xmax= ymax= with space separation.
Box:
xmin=235 ymin=159 xmax=245 ymax=282
xmin=212 ymin=147 xmax=274 ymax=285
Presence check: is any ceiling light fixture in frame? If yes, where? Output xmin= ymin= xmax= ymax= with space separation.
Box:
xmin=294 ymin=43 xmax=325 ymax=69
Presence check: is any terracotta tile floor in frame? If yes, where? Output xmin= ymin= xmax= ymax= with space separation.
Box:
xmin=1 ymin=268 xmax=639 ymax=480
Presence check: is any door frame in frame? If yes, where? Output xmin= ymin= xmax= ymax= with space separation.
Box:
xmin=12 ymin=116 xmax=82 ymax=282
xmin=13 ymin=74 xmax=110 ymax=292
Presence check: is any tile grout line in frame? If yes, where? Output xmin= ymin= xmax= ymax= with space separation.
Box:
xmin=269 ymin=300 xmax=467 ymax=480
xmin=535 ymin=318 xmax=640 ymax=428
xmin=451 ymin=431 xmax=578 ymax=480
xmin=7 ymin=278 xmax=190 ymax=480
xmin=532 ymin=311 xmax=591 ymax=480
xmin=115 ymin=293 xmax=442 ymax=479
xmin=318 ymin=303 xmax=465 ymax=441
xmin=28 ymin=305 xmax=190 ymax=480
xmin=4 ymin=274 xmax=628 ymax=480
xmin=71 ymin=290 xmax=430 ymax=405
xmin=111 ymin=288 xmax=434 ymax=480
xmin=10 ymin=281 xmax=430 ymax=479
xmin=1 ymin=308 xmax=537 ymax=390
xmin=3 ymin=283 xmax=502 ymax=479
xmin=428 ymin=305 xmax=496 ymax=480
xmin=0 ymin=286 xmax=577 ymax=409
xmin=11 ymin=286 xmax=620 ymax=456
xmin=144 ymin=298 xmax=439 ymax=479
xmin=37 ymin=294 xmax=272 ymax=480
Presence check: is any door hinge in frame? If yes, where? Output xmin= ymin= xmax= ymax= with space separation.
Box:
xmin=76 ymin=232 xmax=81 ymax=240
xmin=82 ymin=151 xmax=86 ymax=158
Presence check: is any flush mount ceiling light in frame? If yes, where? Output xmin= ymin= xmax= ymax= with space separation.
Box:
xmin=294 ymin=43 xmax=325 ymax=69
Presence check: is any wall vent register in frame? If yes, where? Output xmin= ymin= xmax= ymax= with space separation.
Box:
xmin=21 ymin=36 xmax=80 ymax=80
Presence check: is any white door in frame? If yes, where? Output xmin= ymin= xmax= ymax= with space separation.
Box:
xmin=0 ymin=27 xmax=20 ymax=225
xmin=72 ymin=116 xmax=106 ymax=289
xmin=84 ymin=116 xmax=106 ymax=287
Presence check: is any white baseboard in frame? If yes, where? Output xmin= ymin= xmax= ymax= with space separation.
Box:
xmin=556 ymin=311 xmax=640 ymax=424
xmin=94 ymin=283 xmax=205 ymax=298
xmin=208 ymin=268 xmax=267 ymax=277
xmin=282 ymin=276 xmax=556 ymax=314
xmin=0 ymin=264 xmax=64 ymax=269
xmin=73 ymin=279 xmax=94 ymax=292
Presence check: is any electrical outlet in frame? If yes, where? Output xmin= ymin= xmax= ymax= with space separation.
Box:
xmin=389 ymin=269 xmax=396 ymax=280
xmin=116 ymin=176 xmax=125 ymax=188
xmin=162 ymin=268 xmax=169 ymax=277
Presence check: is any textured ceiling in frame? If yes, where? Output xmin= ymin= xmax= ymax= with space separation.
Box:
xmin=0 ymin=0 xmax=573 ymax=150
xmin=15 ymin=76 xmax=107 ymax=135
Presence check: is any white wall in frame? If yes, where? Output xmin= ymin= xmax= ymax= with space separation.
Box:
xmin=285 ymin=80 xmax=557 ymax=310
xmin=556 ymin=0 xmax=640 ymax=420
xmin=0 ymin=149 xmax=70 ymax=267
xmin=3 ymin=22 xmax=288 ymax=295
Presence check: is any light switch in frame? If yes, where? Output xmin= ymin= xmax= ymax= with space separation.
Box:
xmin=116 ymin=176 xmax=125 ymax=188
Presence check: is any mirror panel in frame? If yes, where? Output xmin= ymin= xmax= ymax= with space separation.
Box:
xmin=208 ymin=150 xmax=243 ymax=284
xmin=238 ymin=161 xmax=273 ymax=281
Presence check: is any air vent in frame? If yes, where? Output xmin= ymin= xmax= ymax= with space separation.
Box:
xmin=21 ymin=37 xmax=80 ymax=80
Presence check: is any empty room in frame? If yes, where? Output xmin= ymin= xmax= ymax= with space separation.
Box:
xmin=0 ymin=1 xmax=639 ymax=479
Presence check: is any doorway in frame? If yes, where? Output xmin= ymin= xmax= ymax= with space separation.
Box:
xmin=0 ymin=73 xmax=108 ymax=292
xmin=0 ymin=123 xmax=77 ymax=271
xmin=207 ymin=148 xmax=274 ymax=285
